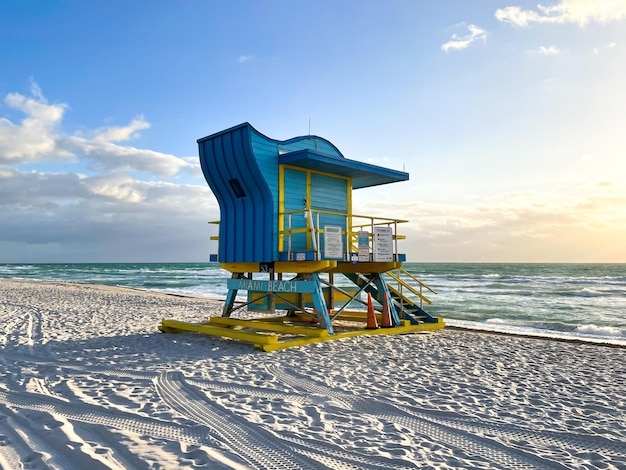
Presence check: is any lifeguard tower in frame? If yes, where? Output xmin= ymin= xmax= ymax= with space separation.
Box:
xmin=160 ymin=123 xmax=443 ymax=350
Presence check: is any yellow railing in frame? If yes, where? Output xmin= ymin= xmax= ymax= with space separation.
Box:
xmin=208 ymin=220 xmax=220 ymax=241
xmin=279 ymin=209 xmax=407 ymax=261
xmin=386 ymin=268 xmax=438 ymax=309
xmin=210 ymin=211 xmax=410 ymax=262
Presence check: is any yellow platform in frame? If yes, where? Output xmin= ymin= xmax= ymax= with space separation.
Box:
xmin=159 ymin=315 xmax=444 ymax=352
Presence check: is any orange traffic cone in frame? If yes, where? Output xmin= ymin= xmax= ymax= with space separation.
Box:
xmin=310 ymin=308 xmax=319 ymax=323
xmin=365 ymin=293 xmax=379 ymax=329
xmin=380 ymin=293 xmax=393 ymax=328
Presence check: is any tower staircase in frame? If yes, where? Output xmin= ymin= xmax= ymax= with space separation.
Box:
xmin=343 ymin=268 xmax=438 ymax=325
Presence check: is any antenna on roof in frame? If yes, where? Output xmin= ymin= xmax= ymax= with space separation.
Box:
xmin=308 ymin=118 xmax=318 ymax=150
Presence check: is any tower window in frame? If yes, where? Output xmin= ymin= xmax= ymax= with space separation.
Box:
xmin=229 ymin=179 xmax=246 ymax=198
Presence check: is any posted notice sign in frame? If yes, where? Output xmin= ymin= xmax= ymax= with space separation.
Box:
xmin=357 ymin=231 xmax=370 ymax=262
xmin=324 ymin=225 xmax=343 ymax=259
xmin=373 ymin=226 xmax=393 ymax=262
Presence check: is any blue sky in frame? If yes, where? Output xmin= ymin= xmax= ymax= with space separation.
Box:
xmin=1 ymin=0 xmax=625 ymax=262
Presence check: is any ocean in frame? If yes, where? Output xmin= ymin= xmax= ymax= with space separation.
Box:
xmin=1 ymin=262 xmax=624 ymax=346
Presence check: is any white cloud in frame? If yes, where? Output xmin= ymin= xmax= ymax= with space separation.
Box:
xmin=0 ymin=84 xmax=70 ymax=163
xmin=86 ymin=173 xmax=145 ymax=203
xmin=353 ymin=185 xmax=626 ymax=262
xmin=92 ymin=117 xmax=151 ymax=143
xmin=0 ymin=166 xmax=218 ymax=262
xmin=535 ymin=44 xmax=561 ymax=55
xmin=62 ymin=135 xmax=193 ymax=177
xmin=238 ymin=55 xmax=254 ymax=63
xmin=0 ymin=82 xmax=195 ymax=177
xmin=496 ymin=0 xmax=626 ymax=27
xmin=593 ymin=41 xmax=618 ymax=54
xmin=441 ymin=24 xmax=487 ymax=52
xmin=0 ymin=82 xmax=214 ymax=261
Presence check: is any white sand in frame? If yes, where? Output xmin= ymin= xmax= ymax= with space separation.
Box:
xmin=0 ymin=279 xmax=624 ymax=469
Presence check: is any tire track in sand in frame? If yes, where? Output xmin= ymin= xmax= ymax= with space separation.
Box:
xmin=0 ymin=412 xmax=47 ymax=470
xmin=266 ymin=365 xmax=570 ymax=470
xmin=398 ymin=398 xmax=626 ymax=462
xmin=6 ymin=345 xmax=616 ymax=468
xmin=0 ymin=405 xmax=116 ymax=470
xmin=187 ymin=373 xmax=625 ymax=462
xmin=0 ymin=303 xmax=38 ymax=349
xmin=156 ymin=370 xmax=417 ymax=470
xmin=0 ymin=389 xmax=211 ymax=446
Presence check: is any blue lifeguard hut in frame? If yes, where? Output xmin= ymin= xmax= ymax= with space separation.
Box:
xmin=161 ymin=123 xmax=442 ymax=350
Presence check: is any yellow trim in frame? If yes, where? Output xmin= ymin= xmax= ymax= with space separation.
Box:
xmin=281 ymin=208 xmax=348 ymax=217
xmin=219 ymin=261 xmax=339 ymax=273
xmin=351 ymin=214 xmax=409 ymax=224
xmin=306 ymin=171 xmax=312 ymax=250
xmin=280 ymin=163 xmax=352 ymax=182
xmin=278 ymin=227 xmax=309 ymax=235
xmin=328 ymin=261 xmax=403 ymax=274
xmin=278 ymin=165 xmax=285 ymax=252
xmin=220 ymin=262 xmax=260 ymax=273
xmin=274 ymin=260 xmax=337 ymax=273
xmin=347 ymin=176 xmax=352 ymax=243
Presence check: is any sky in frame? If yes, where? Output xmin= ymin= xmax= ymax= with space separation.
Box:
xmin=1 ymin=0 xmax=625 ymax=263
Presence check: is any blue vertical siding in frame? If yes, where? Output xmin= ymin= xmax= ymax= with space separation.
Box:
xmin=249 ymin=129 xmax=280 ymax=259
xmin=198 ymin=124 xmax=274 ymax=263
xmin=311 ymin=174 xmax=348 ymax=214
xmin=310 ymin=174 xmax=348 ymax=256
xmin=283 ymin=168 xmax=308 ymax=251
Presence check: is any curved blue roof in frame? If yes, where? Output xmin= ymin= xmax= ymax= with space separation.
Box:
xmin=200 ymin=123 xmax=409 ymax=190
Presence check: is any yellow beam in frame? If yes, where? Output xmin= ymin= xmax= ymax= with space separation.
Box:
xmin=328 ymin=261 xmax=402 ymax=273
xmin=209 ymin=317 xmax=328 ymax=337
xmin=333 ymin=311 xmax=371 ymax=321
xmin=257 ymin=319 xmax=445 ymax=352
xmin=220 ymin=260 xmax=338 ymax=273
xmin=273 ymin=260 xmax=337 ymax=273
xmin=220 ymin=262 xmax=260 ymax=273
xmin=159 ymin=319 xmax=278 ymax=345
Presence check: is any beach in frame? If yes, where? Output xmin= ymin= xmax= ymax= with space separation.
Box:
xmin=1 ymin=279 xmax=624 ymax=469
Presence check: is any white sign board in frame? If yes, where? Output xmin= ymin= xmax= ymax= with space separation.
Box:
xmin=357 ymin=231 xmax=370 ymax=262
xmin=324 ymin=225 xmax=343 ymax=259
xmin=373 ymin=226 xmax=393 ymax=262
